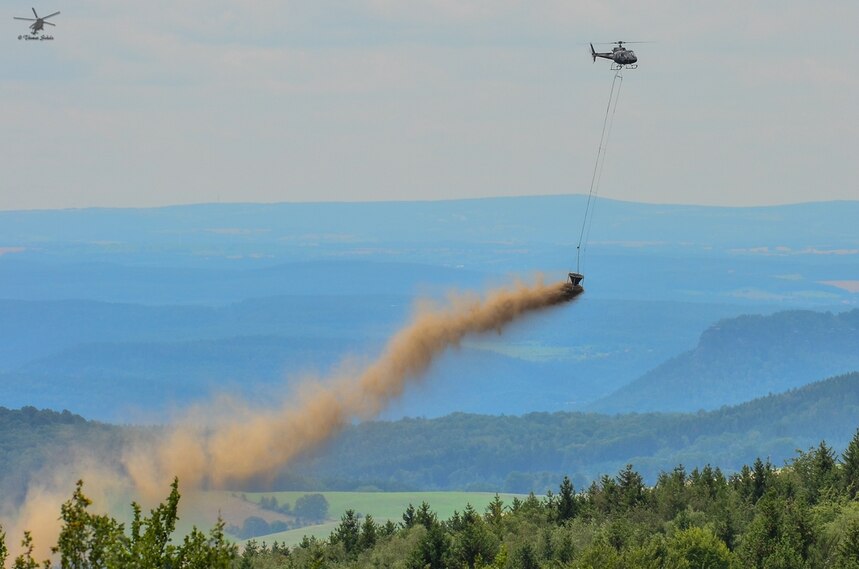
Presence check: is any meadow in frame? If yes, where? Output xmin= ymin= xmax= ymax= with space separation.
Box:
xmin=232 ymin=490 xmax=526 ymax=545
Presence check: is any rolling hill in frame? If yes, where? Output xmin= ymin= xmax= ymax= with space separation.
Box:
xmin=3 ymin=198 xmax=857 ymax=421
xmin=0 ymin=291 xmax=748 ymax=421
xmin=590 ymin=308 xmax=859 ymax=413
xmin=2 ymin=371 xmax=858 ymax=507
xmin=288 ymin=371 xmax=859 ymax=492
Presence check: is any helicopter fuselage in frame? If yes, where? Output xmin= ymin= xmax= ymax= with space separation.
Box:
xmin=590 ymin=43 xmax=638 ymax=67
xmin=597 ymin=48 xmax=637 ymax=66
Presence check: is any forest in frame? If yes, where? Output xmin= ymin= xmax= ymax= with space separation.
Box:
xmin=3 ymin=371 xmax=859 ymax=509
xmin=3 ymin=429 xmax=859 ymax=568
xmin=281 ymin=371 xmax=859 ymax=492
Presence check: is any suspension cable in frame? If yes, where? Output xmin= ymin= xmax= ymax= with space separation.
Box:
xmin=576 ymin=68 xmax=624 ymax=273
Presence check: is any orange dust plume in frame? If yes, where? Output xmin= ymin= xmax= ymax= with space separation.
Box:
xmin=125 ymin=277 xmax=582 ymax=493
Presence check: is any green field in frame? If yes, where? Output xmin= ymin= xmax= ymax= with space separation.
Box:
xmin=236 ymin=491 xmax=525 ymax=546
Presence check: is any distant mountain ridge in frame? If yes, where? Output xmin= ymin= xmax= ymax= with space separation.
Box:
xmin=590 ymin=308 xmax=859 ymax=413
xmin=3 ymin=197 xmax=859 ymax=252
xmin=2 ymin=197 xmax=858 ymax=305
xmin=2 ymin=197 xmax=857 ymax=421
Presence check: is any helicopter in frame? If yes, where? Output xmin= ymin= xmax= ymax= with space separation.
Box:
xmin=590 ymin=41 xmax=641 ymax=69
xmin=14 ymin=7 xmax=60 ymax=35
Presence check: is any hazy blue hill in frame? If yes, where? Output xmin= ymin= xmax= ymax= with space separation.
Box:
xmin=0 ymin=260 xmax=488 ymax=305
xmin=0 ymin=406 xmax=124 ymax=505
xmin=0 ymin=292 xmax=411 ymax=371
xmin=2 ymin=373 xmax=857 ymax=502
xmin=4 ymin=342 xmax=583 ymax=420
xmin=2 ymin=336 xmax=373 ymax=419
xmin=590 ymin=308 xmax=859 ymax=413
xmin=684 ymin=372 xmax=859 ymax=439
xmin=0 ymin=299 xmax=217 ymax=370
xmin=0 ymin=292 xmax=748 ymax=421
xmin=294 ymin=372 xmax=859 ymax=492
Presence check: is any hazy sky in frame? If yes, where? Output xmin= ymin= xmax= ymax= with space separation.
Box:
xmin=3 ymin=1 xmax=857 ymax=210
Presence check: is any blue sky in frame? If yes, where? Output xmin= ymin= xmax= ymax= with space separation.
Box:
xmin=2 ymin=1 xmax=857 ymax=210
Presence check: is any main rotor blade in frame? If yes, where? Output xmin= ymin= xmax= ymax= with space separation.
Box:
xmin=32 ymin=7 xmax=38 ymax=18
xmin=44 ymin=21 xmax=55 ymax=26
xmin=43 ymin=11 xmax=60 ymax=19
xmin=593 ymin=41 xmax=654 ymax=45
xmin=14 ymin=17 xmax=37 ymax=20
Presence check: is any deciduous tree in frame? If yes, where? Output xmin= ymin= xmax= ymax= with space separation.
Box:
xmin=294 ymin=494 xmax=329 ymax=523
xmin=666 ymin=526 xmax=731 ymax=569
xmin=1 ymin=524 xmax=8 ymax=568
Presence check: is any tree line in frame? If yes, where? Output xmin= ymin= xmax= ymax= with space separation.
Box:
xmin=292 ymin=372 xmax=859 ymax=492
xmin=227 ymin=494 xmax=330 ymax=539
xmin=3 ymin=428 xmax=859 ymax=568
xmin=4 ymin=371 xmax=859 ymax=505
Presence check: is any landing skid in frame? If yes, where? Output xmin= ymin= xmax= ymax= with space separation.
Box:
xmin=611 ymin=63 xmax=637 ymax=70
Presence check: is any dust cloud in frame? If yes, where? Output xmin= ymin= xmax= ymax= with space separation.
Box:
xmin=1 ymin=277 xmax=581 ymax=561
xmin=126 ymin=276 xmax=580 ymax=492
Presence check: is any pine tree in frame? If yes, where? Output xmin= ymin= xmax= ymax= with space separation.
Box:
xmin=359 ymin=514 xmax=378 ymax=551
xmin=617 ymin=464 xmax=646 ymax=509
xmin=752 ymin=458 xmax=773 ymax=503
xmin=415 ymin=502 xmax=437 ymax=530
xmin=407 ymin=522 xmax=448 ymax=569
xmin=449 ymin=505 xmax=498 ymax=569
xmin=238 ymin=547 xmax=254 ymax=569
xmin=656 ymin=465 xmax=688 ymax=520
xmin=484 ymin=494 xmax=504 ymax=527
xmin=732 ymin=464 xmax=755 ymax=502
xmin=513 ymin=543 xmax=539 ymax=569
xmin=737 ymin=489 xmax=815 ymax=568
xmin=842 ymin=428 xmax=859 ymax=499
xmin=809 ymin=440 xmax=838 ymax=503
xmin=836 ymin=518 xmax=859 ymax=568
xmin=557 ymin=476 xmax=577 ymax=522
xmin=540 ymin=528 xmax=553 ymax=561
xmin=333 ymin=509 xmax=360 ymax=557
xmin=381 ymin=519 xmax=398 ymax=537
xmin=402 ymin=503 xmax=416 ymax=529
xmin=556 ymin=531 xmax=574 ymax=565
